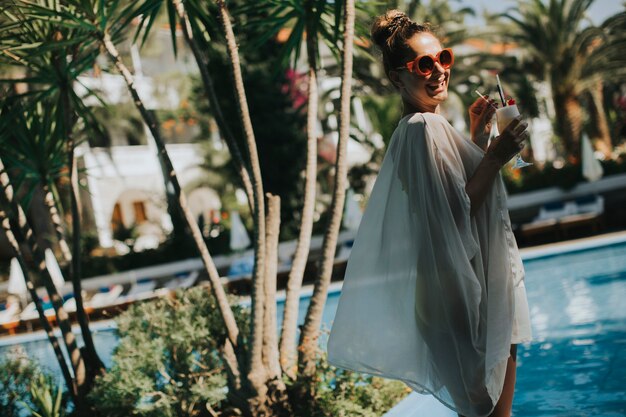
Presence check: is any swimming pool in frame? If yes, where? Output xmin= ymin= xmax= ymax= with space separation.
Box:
xmin=2 ymin=234 xmax=626 ymax=416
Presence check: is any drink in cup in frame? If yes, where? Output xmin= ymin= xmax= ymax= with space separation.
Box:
xmin=496 ymin=102 xmax=520 ymax=133
xmin=495 ymin=99 xmax=533 ymax=169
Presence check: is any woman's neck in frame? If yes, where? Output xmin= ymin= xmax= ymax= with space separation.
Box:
xmin=402 ymin=100 xmax=439 ymax=118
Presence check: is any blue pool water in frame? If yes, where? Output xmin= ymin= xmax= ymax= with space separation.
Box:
xmin=2 ymin=237 xmax=626 ymax=416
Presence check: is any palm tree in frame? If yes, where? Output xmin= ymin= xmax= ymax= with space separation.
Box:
xmin=0 ymin=100 xmax=72 ymax=263
xmin=0 ymin=209 xmax=77 ymax=402
xmin=19 ymin=0 xmax=262 ymax=411
xmin=214 ymin=0 xmax=270 ymax=410
xmin=497 ymin=0 xmax=626 ymax=162
xmin=0 ymin=0 xmax=106 ymax=398
xmin=298 ymin=0 xmax=355 ymax=380
xmin=122 ymin=0 xmax=257 ymax=211
xmin=180 ymin=0 xmax=257 ymax=211
xmin=0 ymin=156 xmax=86 ymax=401
xmin=238 ymin=0 xmax=342 ymax=380
xmin=581 ymin=11 xmax=626 ymax=156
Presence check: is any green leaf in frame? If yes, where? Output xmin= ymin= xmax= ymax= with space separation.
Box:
xmin=166 ymin=0 xmax=178 ymax=57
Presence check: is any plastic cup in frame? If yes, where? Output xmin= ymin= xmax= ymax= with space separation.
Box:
xmin=496 ymin=104 xmax=520 ymax=133
xmin=495 ymin=104 xmax=533 ymax=168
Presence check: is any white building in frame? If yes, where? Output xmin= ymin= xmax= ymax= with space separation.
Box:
xmin=79 ymin=141 xmax=220 ymax=248
xmin=76 ymin=28 xmax=376 ymax=250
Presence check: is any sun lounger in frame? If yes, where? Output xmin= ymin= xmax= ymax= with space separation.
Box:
xmin=535 ymin=200 xmax=578 ymax=221
xmin=520 ymin=194 xmax=605 ymax=243
xmin=85 ymin=284 xmax=124 ymax=309
xmin=227 ymin=255 xmax=255 ymax=280
xmin=117 ymin=278 xmax=158 ymax=303
xmin=0 ymin=301 xmax=21 ymax=334
xmin=520 ymin=218 xmax=560 ymax=240
xmin=62 ymin=293 xmax=93 ymax=314
xmin=163 ymin=270 xmax=199 ymax=291
xmin=558 ymin=195 xmax=604 ymax=237
xmin=0 ymin=301 xmax=19 ymax=321
xmin=334 ymin=239 xmax=354 ymax=263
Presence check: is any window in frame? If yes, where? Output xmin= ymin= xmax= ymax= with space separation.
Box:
xmin=133 ymin=201 xmax=147 ymax=223
xmin=111 ymin=203 xmax=123 ymax=231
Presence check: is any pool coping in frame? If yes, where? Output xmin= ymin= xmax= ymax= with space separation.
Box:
xmin=519 ymin=230 xmax=626 ymax=260
xmin=0 ymin=319 xmax=117 ymax=347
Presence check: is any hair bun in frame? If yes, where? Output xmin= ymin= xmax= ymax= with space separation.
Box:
xmin=371 ymin=9 xmax=410 ymax=49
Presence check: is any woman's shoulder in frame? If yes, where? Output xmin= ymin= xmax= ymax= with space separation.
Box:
xmin=401 ymin=112 xmax=449 ymax=129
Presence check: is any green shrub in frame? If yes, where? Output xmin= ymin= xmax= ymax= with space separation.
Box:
xmin=0 ymin=349 xmax=40 ymax=417
xmin=287 ymin=333 xmax=410 ymax=417
xmin=88 ymin=285 xmax=249 ymax=417
xmin=89 ymin=286 xmax=409 ymax=416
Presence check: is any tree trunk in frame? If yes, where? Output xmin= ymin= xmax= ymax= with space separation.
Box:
xmin=553 ymin=89 xmax=584 ymax=163
xmin=262 ymin=194 xmax=281 ymax=380
xmin=0 ymin=157 xmax=86 ymax=394
xmin=58 ymin=62 xmax=106 ymax=384
xmin=587 ymin=79 xmax=613 ymax=158
xmin=298 ymin=0 xmax=355 ymax=379
xmin=100 ymin=30 xmax=243 ymax=380
xmin=172 ymin=0 xmax=255 ymax=213
xmin=216 ymin=1 xmax=269 ymax=411
xmin=0 ymin=210 xmax=77 ymax=402
xmin=278 ymin=25 xmax=319 ymax=380
xmin=41 ymin=183 xmax=71 ymax=264
xmin=262 ymin=194 xmax=292 ymax=414
xmin=67 ymin=142 xmax=105 ymax=383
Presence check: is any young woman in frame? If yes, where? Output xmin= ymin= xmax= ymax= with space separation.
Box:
xmin=327 ymin=10 xmax=532 ymax=417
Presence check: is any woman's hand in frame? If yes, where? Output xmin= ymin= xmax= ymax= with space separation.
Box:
xmin=485 ymin=116 xmax=529 ymax=167
xmin=465 ymin=116 xmax=529 ymax=216
xmin=468 ymin=97 xmax=498 ymax=150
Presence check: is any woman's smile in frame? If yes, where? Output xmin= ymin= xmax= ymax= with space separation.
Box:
xmin=425 ymin=75 xmax=448 ymax=95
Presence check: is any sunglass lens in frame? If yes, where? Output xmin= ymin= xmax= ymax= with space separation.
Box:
xmin=418 ymin=56 xmax=434 ymax=74
xmin=440 ymin=50 xmax=452 ymax=67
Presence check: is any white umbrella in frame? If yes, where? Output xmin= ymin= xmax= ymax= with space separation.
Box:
xmin=582 ymin=133 xmax=603 ymax=182
xmin=8 ymin=257 xmax=27 ymax=297
xmin=45 ymin=248 xmax=66 ymax=293
xmin=342 ymin=188 xmax=362 ymax=231
xmin=229 ymin=210 xmax=251 ymax=251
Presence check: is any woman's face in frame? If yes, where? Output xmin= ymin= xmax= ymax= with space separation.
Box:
xmin=390 ymin=33 xmax=450 ymax=112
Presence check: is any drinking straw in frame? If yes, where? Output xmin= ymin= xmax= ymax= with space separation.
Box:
xmin=474 ymin=90 xmax=499 ymax=110
xmin=495 ymin=74 xmax=506 ymax=107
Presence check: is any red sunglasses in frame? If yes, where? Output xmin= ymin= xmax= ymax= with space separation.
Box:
xmin=396 ymin=48 xmax=454 ymax=76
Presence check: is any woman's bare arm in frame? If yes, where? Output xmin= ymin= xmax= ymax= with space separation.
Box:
xmin=465 ymin=117 xmax=529 ymax=217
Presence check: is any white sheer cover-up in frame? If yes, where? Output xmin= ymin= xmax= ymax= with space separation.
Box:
xmin=326 ymin=112 xmax=532 ymax=417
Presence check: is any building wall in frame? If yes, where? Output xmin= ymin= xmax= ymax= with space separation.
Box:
xmin=80 ymin=142 xmax=219 ymax=248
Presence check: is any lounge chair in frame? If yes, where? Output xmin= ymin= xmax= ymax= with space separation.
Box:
xmin=62 ymin=292 xmax=93 ymax=314
xmin=163 ymin=270 xmax=199 ymax=291
xmin=559 ymin=195 xmax=604 ymax=237
xmin=117 ymin=278 xmax=158 ymax=303
xmin=0 ymin=300 xmax=21 ymax=335
xmin=520 ymin=195 xmax=605 ymax=243
xmin=334 ymin=239 xmax=354 ymax=263
xmin=85 ymin=284 xmax=124 ymax=309
xmin=227 ymin=255 xmax=255 ymax=280
xmin=19 ymin=301 xmax=39 ymax=321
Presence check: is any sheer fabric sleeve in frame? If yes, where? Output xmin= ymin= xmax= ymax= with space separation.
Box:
xmin=327 ymin=113 xmax=508 ymax=417
xmin=392 ymin=114 xmax=495 ymax=416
